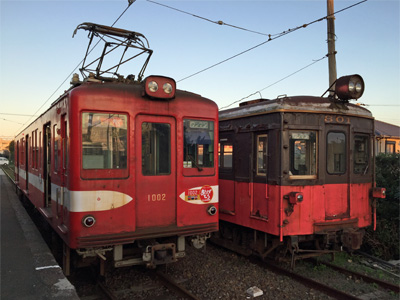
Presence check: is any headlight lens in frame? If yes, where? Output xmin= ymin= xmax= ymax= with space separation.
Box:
xmin=163 ymin=83 xmax=173 ymax=94
xmin=355 ymin=82 xmax=362 ymax=93
xmin=207 ymin=205 xmax=217 ymax=216
xmin=148 ymin=81 xmax=158 ymax=92
xmin=82 ymin=215 xmax=96 ymax=228
xmin=348 ymin=81 xmax=355 ymax=92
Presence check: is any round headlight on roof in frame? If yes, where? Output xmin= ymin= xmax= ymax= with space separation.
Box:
xmin=148 ymin=81 xmax=158 ymax=92
xmin=163 ymin=83 xmax=173 ymax=94
xmin=335 ymin=74 xmax=365 ymax=101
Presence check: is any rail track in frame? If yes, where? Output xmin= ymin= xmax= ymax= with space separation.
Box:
xmin=312 ymin=259 xmax=399 ymax=293
xmin=77 ymin=268 xmax=199 ymax=300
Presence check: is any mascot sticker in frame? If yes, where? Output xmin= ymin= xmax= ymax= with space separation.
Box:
xmin=179 ymin=185 xmax=218 ymax=204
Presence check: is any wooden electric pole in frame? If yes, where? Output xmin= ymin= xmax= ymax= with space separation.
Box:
xmin=327 ymin=0 xmax=337 ymax=95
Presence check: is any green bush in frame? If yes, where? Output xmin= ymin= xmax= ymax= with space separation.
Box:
xmin=362 ymin=153 xmax=400 ymax=260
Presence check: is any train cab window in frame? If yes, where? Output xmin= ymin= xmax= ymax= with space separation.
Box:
xmin=327 ymin=132 xmax=346 ymax=174
xmin=142 ymin=122 xmax=170 ymax=175
xmin=183 ymin=120 xmax=214 ymax=169
xmin=82 ymin=112 xmax=128 ymax=170
xmin=354 ymin=135 xmax=369 ymax=174
xmin=289 ymin=131 xmax=317 ymax=177
xmin=257 ymin=135 xmax=268 ymax=176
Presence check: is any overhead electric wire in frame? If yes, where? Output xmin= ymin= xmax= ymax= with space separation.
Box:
xmin=146 ymin=0 xmax=272 ymax=37
xmin=177 ymin=0 xmax=367 ymax=83
xmin=220 ymin=55 xmax=327 ymax=110
xmin=1 ymin=118 xmax=25 ymax=125
xmin=0 ymin=113 xmax=39 ymax=117
xmin=148 ymin=0 xmax=367 ymax=38
xmin=13 ymin=1 xmax=135 ymax=136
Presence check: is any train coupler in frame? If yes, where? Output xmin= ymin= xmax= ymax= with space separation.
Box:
xmin=341 ymin=229 xmax=365 ymax=250
xmin=143 ymin=243 xmax=177 ymax=268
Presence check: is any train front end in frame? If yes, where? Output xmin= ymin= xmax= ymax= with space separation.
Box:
xmin=65 ymin=75 xmax=218 ymax=272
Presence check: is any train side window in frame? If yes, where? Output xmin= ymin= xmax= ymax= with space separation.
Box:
xmin=142 ymin=122 xmax=171 ymax=175
xmin=82 ymin=112 xmax=128 ymax=170
xmin=256 ymin=134 xmax=268 ymax=176
xmin=54 ymin=124 xmax=59 ymax=172
xmin=183 ymin=119 xmax=214 ymax=169
xmin=218 ymin=142 xmax=233 ymax=169
xmin=327 ymin=132 xmax=346 ymax=174
xmin=354 ymin=135 xmax=369 ymax=174
xmin=289 ymin=131 xmax=317 ymax=177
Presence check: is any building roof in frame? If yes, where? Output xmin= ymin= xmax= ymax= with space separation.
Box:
xmin=375 ymin=120 xmax=400 ymax=138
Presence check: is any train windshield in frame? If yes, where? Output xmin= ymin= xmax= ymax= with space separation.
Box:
xmin=81 ymin=112 xmax=127 ymax=169
xmin=183 ymin=119 xmax=214 ymax=169
xmin=289 ymin=131 xmax=317 ymax=177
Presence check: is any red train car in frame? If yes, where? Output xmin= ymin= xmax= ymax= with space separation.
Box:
xmin=14 ymin=24 xmax=218 ymax=274
xmin=214 ymin=75 xmax=385 ymax=265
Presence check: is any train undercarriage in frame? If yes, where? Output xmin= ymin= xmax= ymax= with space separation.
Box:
xmin=211 ymin=221 xmax=365 ymax=268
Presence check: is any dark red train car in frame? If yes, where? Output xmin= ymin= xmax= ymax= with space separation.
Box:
xmin=14 ymin=24 xmax=218 ymax=274
xmin=214 ymin=75 xmax=385 ymax=265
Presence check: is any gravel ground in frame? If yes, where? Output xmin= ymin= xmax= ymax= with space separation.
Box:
xmin=102 ymin=242 xmax=334 ymax=300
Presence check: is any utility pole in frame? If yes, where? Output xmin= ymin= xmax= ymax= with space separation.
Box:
xmin=327 ymin=0 xmax=337 ymax=95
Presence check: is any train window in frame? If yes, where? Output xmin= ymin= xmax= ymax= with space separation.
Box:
xmin=54 ymin=124 xmax=59 ymax=172
xmin=82 ymin=113 xmax=128 ymax=170
xmin=257 ymin=135 xmax=268 ymax=176
xmin=218 ymin=143 xmax=233 ymax=169
xmin=327 ymin=132 xmax=346 ymax=174
xmin=142 ymin=122 xmax=171 ymax=175
xmin=183 ymin=120 xmax=214 ymax=169
xmin=289 ymin=131 xmax=317 ymax=177
xmin=354 ymin=135 xmax=369 ymax=174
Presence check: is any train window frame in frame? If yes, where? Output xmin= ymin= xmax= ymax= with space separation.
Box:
xmin=326 ymin=131 xmax=347 ymax=175
xmin=183 ymin=119 xmax=215 ymax=176
xmin=141 ymin=122 xmax=171 ymax=176
xmin=256 ymin=134 xmax=268 ymax=177
xmin=218 ymin=141 xmax=233 ymax=171
xmin=81 ymin=111 xmax=129 ymax=180
xmin=289 ymin=131 xmax=317 ymax=180
xmin=353 ymin=134 xmax=370 ymax=175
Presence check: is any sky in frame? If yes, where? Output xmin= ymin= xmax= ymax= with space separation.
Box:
xmin=1 ymin=0 xmax=399 ymax=139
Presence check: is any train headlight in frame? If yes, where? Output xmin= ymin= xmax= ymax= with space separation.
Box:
xmin=148 ymin=81 xmax=158 ymax=92
xmin=143 ymin=76 xmax=176 ymax=99
xmin=82 ymin=215 xmax=96 ymax=228
xmin=288 ymin=192 xmax=304 ymax=204
xmin=163 ymin=83 xmax=173 ymax=94
xmin=297 ymin=194 xmax=304 ymax=202
xmin=207 ymin=205 xmax=217 ymax=216
xmin=335 ymin=74 xmax=365 ymax=101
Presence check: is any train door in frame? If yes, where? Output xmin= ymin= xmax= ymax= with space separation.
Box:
xmin=251 ymin=133 xmax=268 ymax=219
xmin=135 ymin=115 xmax=176 ymax=228
xmin=25 ymin=134 xmax=29 ymax=192
xmin=325 ymin=124 xmax=350 ymax=219
xmin=44 ymin=124 xmax=52 ymax=208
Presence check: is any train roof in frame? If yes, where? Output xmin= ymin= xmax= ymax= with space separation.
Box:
xmin=219 ymin=96 xmax=373 ymax=121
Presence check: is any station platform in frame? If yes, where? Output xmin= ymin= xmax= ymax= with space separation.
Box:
xmin=1 ymin=169 xmax=79 ymax=299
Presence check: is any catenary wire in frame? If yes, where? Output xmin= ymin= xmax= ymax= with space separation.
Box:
xmin=177 ymin=0 xmax=367 ymax=83
xmin=146 ymin=0 xmax=273 ymax=37
xmin=148 ymin=0 xmax=367 ymax=38
xmin=219 ymin=55 xmax=327 ymax=110
xmin=13 ymin=1 xmax=135 ymax=136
